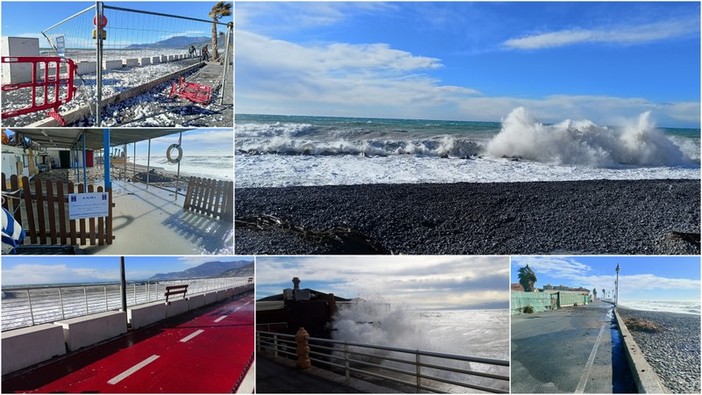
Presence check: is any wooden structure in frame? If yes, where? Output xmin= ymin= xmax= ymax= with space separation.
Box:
xmin=1 ymin=173 xmax=113 ymax=247
xmin=183 ymin=177 xmax=233 ymax=221
xmin=164 ymin=284 xmax=188 ymax=303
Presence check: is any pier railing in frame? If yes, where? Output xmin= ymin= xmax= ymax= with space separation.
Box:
xmin=2 ymin=276 xmax=248 ymax=331
xmin=256 ymin=331 xmax=509 ymax=393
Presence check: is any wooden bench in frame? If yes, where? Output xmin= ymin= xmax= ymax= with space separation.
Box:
xmin=164 ymin=284 xmax=188 ymax=303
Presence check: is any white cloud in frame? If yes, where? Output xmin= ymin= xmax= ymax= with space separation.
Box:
xmin=2 ymin=263 xmax=119 ymax=286
xmin=256 ymin=256 xmax=509 ymax=310
xmin=504 ymin=19 xmax=698 ymax=50
xmin=237 ymin=31 xmax=699 ymax=126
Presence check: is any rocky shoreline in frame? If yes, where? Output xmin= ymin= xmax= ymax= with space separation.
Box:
xmin=234 ymin=179 xmax=700 ymax=255
xmin=617 ymin=308 xmax=700 ymax=394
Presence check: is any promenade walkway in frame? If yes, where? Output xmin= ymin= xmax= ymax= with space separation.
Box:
xmin=2 ymin=292 xmax=254 ymax=393
xmin=511 ymin=300 xmax=634 ymax=393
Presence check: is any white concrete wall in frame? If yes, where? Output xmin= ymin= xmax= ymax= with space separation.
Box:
xmin=76 ymin=61 xmax=97 ymax=75
xmin=188 ymin=294 xmax=205 ymax=311
xmin=216 ymin=290 xmax=227 ymax=302
xmin=2 ymin=324 xmax=66 ymax=375
xmin=123 ymin=58 xmax=138 ymax=67
xmin=128 ymin=302 xmax=166 ymax=330
xmin=139 ymin=57 xmax=151 ymax=66
xmin=102 ymin=60 xmax=122 ymax=70
xmin=165 ymin=298 xmax=189 ymax=318
xmin=57 ymin=311 xmax=127 ymax=352
xmin=204 ymin=291 xmax=217 ymax=305
xmin=1 ymin=37 xmax=40 ymax=84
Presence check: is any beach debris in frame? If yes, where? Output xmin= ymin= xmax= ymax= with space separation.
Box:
xmin=624 ymin=318 xmax=663 ymax=333
xmin=667 ymin=231 xmax=700 ymax=248
xmin=169 ymin=76 xmax=212 ymax=104
xmin=235 ymin=214 xmax=390 ymax=254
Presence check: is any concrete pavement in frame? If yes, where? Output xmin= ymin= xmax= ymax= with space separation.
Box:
xmin=511 ymin=300 xmax=620 ymax=393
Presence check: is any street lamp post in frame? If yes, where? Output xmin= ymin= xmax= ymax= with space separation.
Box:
xmin=615 ymin=263 xmax=620 ymax=307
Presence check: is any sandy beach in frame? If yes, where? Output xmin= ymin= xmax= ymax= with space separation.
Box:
xmin=234 ymin=179 xmax=700 ymax=255
xmin=617 ymin=308 xmax=700 ymax=393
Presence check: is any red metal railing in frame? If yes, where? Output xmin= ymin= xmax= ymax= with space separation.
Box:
xmin=1 ymin=56 xmax=77 ymax=125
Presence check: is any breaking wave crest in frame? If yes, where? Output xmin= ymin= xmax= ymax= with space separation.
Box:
xmin=237 ymin=124 xmax=483 ymax=158
xmin=486 ymin=107 xmax=697 ymax=167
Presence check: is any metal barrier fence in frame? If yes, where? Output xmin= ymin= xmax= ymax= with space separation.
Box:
xmin=2 ymin=276 xmax=248 ymax=331
xmin=23 ymin=1 xmax=233 ymax=126
xmin=256 ymin=331 xmax=509 ymax=394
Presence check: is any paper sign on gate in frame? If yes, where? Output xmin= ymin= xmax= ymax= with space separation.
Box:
xmin=68 ymin=193 xmax=109 ymax=220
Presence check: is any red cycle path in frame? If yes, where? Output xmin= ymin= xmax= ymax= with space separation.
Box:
xmin=2 ymin=292 xmax=254 ymax=393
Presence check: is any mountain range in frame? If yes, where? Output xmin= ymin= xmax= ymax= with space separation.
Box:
xmin=126 ymin=35 xmax=211 ymax=49
xmin=148 ymin=260 xmax=253 ymax=281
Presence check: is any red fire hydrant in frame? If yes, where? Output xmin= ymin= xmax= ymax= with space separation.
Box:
xmin=295 ymin=327 xmax=311 ymax=369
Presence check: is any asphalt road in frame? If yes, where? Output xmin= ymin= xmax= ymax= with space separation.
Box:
xmin=511 ymin=301 xmax=616 ymax=393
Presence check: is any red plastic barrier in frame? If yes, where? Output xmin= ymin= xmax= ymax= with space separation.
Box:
xmin=169 ymin=76 xmax=212 ymax=104
xmin=1 ymin=56 xmax=77 ymax=125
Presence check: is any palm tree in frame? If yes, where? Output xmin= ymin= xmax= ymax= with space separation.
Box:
xmin=517 ymin=265 xmax=537 ymax=292
xmin=209 ymin=1 xmax=232 ymax=61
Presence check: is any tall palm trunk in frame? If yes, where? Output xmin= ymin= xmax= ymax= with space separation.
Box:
xmin=211 ymin=18 xmax=219 ymax=61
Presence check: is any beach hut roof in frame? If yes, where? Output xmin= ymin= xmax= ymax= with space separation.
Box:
xmin=7 ymin=128 xmax=193 ymax=150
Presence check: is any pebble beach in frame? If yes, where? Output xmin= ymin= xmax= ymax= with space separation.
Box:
xmin=235 ymin=179 xmax=700 ymax=255
xmin=617 ymin=307 xmax=701 ymax=394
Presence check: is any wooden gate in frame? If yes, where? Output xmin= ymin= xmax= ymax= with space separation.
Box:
xmin=183 ymin=177 xmax=233 ymax=222
xmin=1 ymin=173 xmax=113 ymax=246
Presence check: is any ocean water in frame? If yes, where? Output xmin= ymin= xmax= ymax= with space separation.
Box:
xmin=331 ymin=301 xmax=509 ymax=393
xmin=133 ymin=155 xmax=234 ymax=181
xmin=618 ymin=300 xmax=701 ymax=315
xmin=235 ymin=108 xmax=700 ymax=187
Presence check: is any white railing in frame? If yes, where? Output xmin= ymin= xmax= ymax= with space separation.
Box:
xmin=2 ymin=276 xmax=251 ymax=331
xmin=256 ymin=331 xmax=509 ymax=394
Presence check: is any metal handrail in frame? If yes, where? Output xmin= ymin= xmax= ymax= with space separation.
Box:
xmin=256 ymin=331 xmax=509 ymax=393
xmin=2 ymin=276 xmax=251 ymax=331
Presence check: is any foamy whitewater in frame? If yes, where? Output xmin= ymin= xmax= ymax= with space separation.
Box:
xmin=133 ymin=155 xmax=234 ymax=181
xmin=332 ymin=301 xmax=509 ymax=392
xmin=235 ymin=108 xmax=700 ymax=187
xmin=618 ymin=300 xmax=701 ymax=315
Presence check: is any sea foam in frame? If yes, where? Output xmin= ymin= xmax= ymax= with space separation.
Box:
xmin=486 ymin=107 xmax=696 ymax=167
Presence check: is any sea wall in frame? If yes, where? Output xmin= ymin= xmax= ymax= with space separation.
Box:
xmin=2 ymin=284 xmax=253 ymax=375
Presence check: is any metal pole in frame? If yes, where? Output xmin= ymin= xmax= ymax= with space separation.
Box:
xmin=132 ymin=143 xmax=136 ymax=179
xmin=95 ymin=2 xmax=103 ymax=126
xmin=615 ymin=263 xmax=620 ymax=307
xmin=59 ymin=288 xmax=65 ymax=319
xmin=84 ymin=286 xmax=88 ymax=314
xmin=103 ymin=128 xmax=111 ymax=189
xmin=26 ymin=290 xmax=35 ymax=326
xmin=219 ymin=22 xmax=233 ymax=105
xmin=82 ymin=132 xmax=88 ymax=189
xmin=104 ymin=286 xmax=108 ymax=311
xmin=122 ymin=144 xmax=127 ymax=179
xmin=174 ymin=131 xmax=182 ymax=200
xmin=416 ymin=351 xmax=421 ymax=390
xmin=146 ymin=139 xmax=151 ymax=188
xmin=120 ymin=257 xmax=127 ymax=314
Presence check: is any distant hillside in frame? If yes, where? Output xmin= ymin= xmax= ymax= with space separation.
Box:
xmin=149 ymin=260 xmax=253 ymax=281
xmin=126 ymin=35 xmax=210 ymax=49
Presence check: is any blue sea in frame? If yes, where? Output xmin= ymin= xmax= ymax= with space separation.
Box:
xmin=235 ymin=108 xmax=700 ymax=187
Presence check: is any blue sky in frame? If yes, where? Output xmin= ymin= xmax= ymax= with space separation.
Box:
xmin=1 ymin=256 xmax=252 ymax=286
xmin=2 ymin=1 xmax=232 ymax=48
xmin=236 ymin=2 xmax=700 ymax=128
xmin=256 ymin=256 xmax=510 ymax=311
xmin=511 ymin=256 xmax=701 ymax=303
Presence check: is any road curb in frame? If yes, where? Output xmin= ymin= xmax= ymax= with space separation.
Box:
xmin=613 ymin=309 xmax=668 ymax=393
